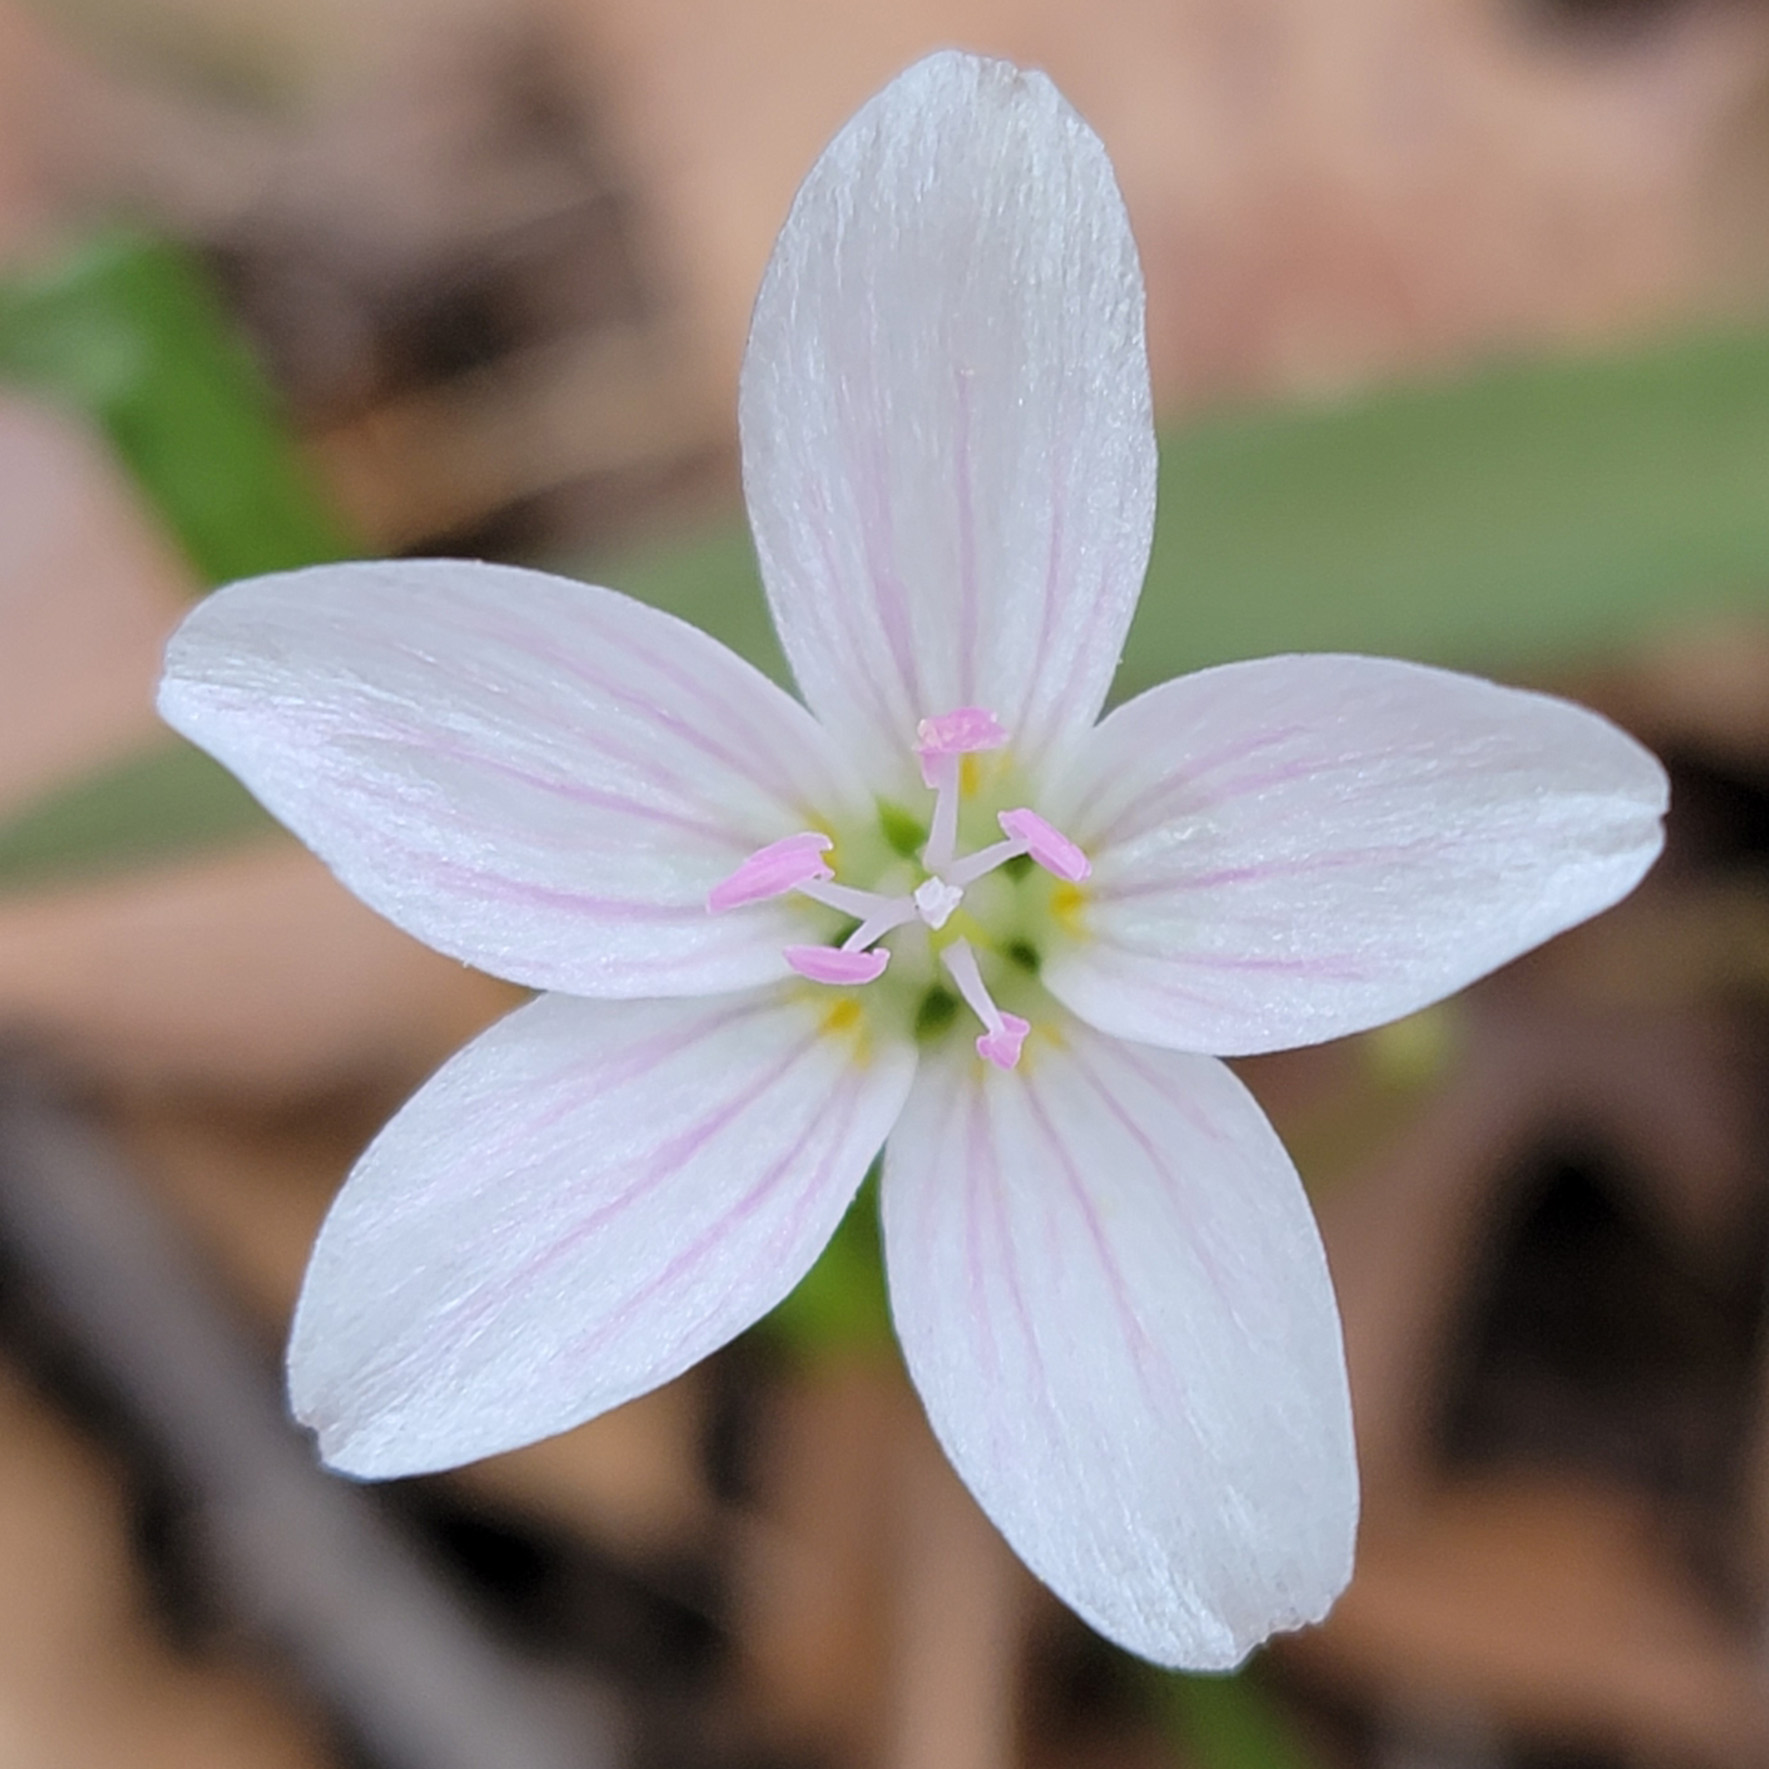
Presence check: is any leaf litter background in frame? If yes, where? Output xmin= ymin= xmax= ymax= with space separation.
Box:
xmin=4 ymin=1 xmax=1769 ymax=1766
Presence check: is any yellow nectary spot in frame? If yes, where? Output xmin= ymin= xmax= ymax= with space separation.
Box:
xmin=933 ymin=905 xmax=988 ymax=951
xmin=1051 ymin=882 xmax=1086 ymax=933
xmin=959 ymin=753 xmax=980 ymax=797
xmin=821 ymin=998 xmax=863 ymax=1038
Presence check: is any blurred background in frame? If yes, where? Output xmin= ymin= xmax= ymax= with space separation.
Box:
xmin=3 ymin=1 xmax=1769 ymax=1766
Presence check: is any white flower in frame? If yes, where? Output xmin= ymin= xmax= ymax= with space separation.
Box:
xmin=156 ymin=51 xmax=1667 ymax=1669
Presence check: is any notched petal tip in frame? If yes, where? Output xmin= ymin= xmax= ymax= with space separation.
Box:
xmin=303 ymin=1416 xmax=382 ymax=1482
xmin=299 ymin=1404 xmax=455 ymax=1483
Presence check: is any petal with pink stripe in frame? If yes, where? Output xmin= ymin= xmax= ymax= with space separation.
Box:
xmin=881 ymin=1019 xmax=1357 ymax=1668
xmin=739 ymin=51 xmax=1156 ymax=794
xmin=1039 ymin=654 xmax=1669 ymax=1056
xmin=160 ymin=559 xmax=872 ymax=998
xmin=291 ymin=987 xmax=917 ymax=1477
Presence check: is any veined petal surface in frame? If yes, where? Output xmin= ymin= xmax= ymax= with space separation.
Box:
xmin=882 ymin=1021 xmax=1357 ymax=1668
xmin=740 ymin=50 xmax=1156 ymax=794
xmin=1041 ymin=655 xmax=1668 ymax=1055
xmin=160 ymin=560 xmax=870 ymax=997
xmin=291 ymin=988 xmax=917 ymax=1477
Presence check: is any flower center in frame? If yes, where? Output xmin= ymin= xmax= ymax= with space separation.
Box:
xmin=707 ymin=706 xmax=1090 ymax=1069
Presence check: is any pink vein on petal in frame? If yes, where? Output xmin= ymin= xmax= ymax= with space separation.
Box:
xmin=404 ymin=858 xmax=709 ymax=922
xmin=1075 ymin=1038 xmax=1230 ymax=1148
xmin=431 ymin=1021 xmax=829 ymax=1345
xmin=429 ymin=598 xmax=828 ymax=815
xmin=1018 ymin=479 xmax=1066 ymax=751
xmin=803 ymin=474 xmax=911 ymax=745
xmin=447 ymin=997 xmax=779 ymax=1190
xmin=483 ymin=625 xmax=789 ymax=802
xmin=1087 ymin=940 xmax=1374 ymax=985
xmin=1043 ymin=556 xmax=1119 ymax=762
xmin=1092 ymin=839 xmax=1447 ymax=903
xmin=396 ymin=742 xmax=739 ymax=847
xmin=955 ymin=369 xmax=979 ymax=706
xmin=1063 ymin=1042 xmax=1241 ymax=1317
xmin=1089 ymin=726 xmax=1310 ymax=847
xmin=559 ymin=1067 xmax=870 ymax=1372
xmin=1018 ymin=1078 xmax=1166 ymax=1405
xmin=612 ymin=617 xmax=844 ymax=801
xmin=850 ymin=412 xmax=924 ymax=719
xmin=978 ymin=1077 xmax=1061 ymax=1470
xmin=963 ymin=1077 xmax=1004 ymax=1387
xmin=973 ymin=1072 xmax=1043 ymax=1434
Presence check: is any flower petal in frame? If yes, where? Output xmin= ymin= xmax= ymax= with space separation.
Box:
xmin=739 ymin=50 xmax=1156 ymax=793
xmin=1041 ymin=655 xmax=1668 ymax=1055
xmin=160 ymin=559 xmax=871 ymax=997
xmin=881 ymin=1021 xmax=1356 ymax=1668
xmin=291 ymin=987 xmax=917 ymax=1477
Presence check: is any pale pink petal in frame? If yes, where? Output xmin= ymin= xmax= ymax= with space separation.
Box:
xmin=290 ymin=987 xmax=917 ymax=1477
xmin=881 ymin=1020 xmax=1356 ymax=1668
xmin=1040 ymin=655 xmax=1668 ymax=1055
xmin=740 ymin=51 xmax=1155 ymax=793
xmin=160 ymin=560 xmax=872 ymax=998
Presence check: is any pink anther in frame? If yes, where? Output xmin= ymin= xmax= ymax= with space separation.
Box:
xmin=976 ymin=1013 xmax=1030 ymax=1071
xmin=998 ymin=808 xmax=1091 ymax=883
xmin=784 ymin=944 xmax=890 ymax=985
xmin=915 ymin=706 xmax=1008 ymax=788
xmin=940 ymin=937 xmax=1031 ymax=1071
xmin=708 ymin=833 xmax=833 ymax=912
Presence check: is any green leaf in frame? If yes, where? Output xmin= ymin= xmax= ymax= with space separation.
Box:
xmin=0 ymin=228 xmax=348 ymax=892
xmin=1156 ymin=1669 xmax=1316 ymax=1769
xmin=758 ymin=1163 xmax=895 ymax=1359
xmin=0 ymin=229 xmax=355 ymax=586
xmin=1122 ymin=327 xmax=1769 ymax=697
xmin=614 ymin=520 xmax=793 ymax=684
xmin=0 ymin=741 xmax=280 ymax=895
xmin=598 ymin=326 xmax=1769 ymax=691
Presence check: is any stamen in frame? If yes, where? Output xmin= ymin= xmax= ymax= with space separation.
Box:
xmin=785 ymin=945 xmax=890 ymax=986
xmin=913 ymin=877 xmax=963 ymax=929
xmin=975 ymin=1017 xmax=1030 ymax=1069
xmin=940 ymin=938 xmax=1030 ymax=1070
xmin=944 ymin=838 xmax=1023 ymax=888
xmin=997 ymin=808 xmax=1091 ymax=882
xmin=798 ymin=878 xmax=901 ymax=919
xmin=921 ymin=753 xmax=962 ymax=873
xmin=843 ymin=898 xmax=919 ymax=952
xmin=943 ymin=810 xmax=1091 ymax=889
xmin=916 ymin=706 xmax=1009 ymax=871
xmin=709 ymin=832 xmax=832 ymax=912
xmin=914 ymin=707 xmax=1009 ymax=785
